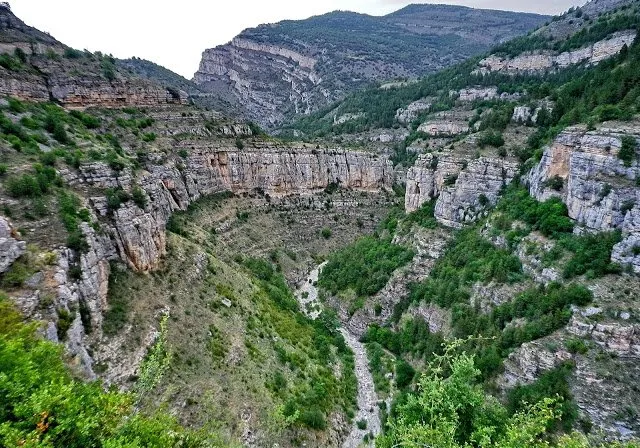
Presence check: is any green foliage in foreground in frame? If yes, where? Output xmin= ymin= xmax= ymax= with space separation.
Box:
xmin=0 ymin=298 xmax=222 ymax=448
xmin=377 ymin=341 xmax=638 ymax=448
xmin=319 ymin=235 xmax=414 ymax=298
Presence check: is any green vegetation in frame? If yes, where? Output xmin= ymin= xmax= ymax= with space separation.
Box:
xmin=376 ymin=341 xmax=623 ymax=448
xmin=0 ymin=298 xmax=220 ymax=447
xmin=243 ymin=257 xmax=357 ymax=430
xmin=496 ymin=185 xmax=574 ymax=238
xmin=507 ymin=363 xmax=578 ymax=431
xmin=4 ymin=164 xmax=61 ymax=198
xmin=619 ymin=135 xmax=638 ymax=166
xmin=407 ymin=229 xmax=523 ymax=309
xmin=477 ymin=130 xmax=505 ymax=148
xmin=319 ymin=235 xmax=414 ymax=298
xmin=58 ymin=191 xmax=90 ymax=252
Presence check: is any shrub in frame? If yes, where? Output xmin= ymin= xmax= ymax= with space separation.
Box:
xmin=142 ymin=132 xmax=157 ymax=142
xmin=395 ymin=359 xmax=416 ymax=388
xmin=0 ymin=164 xmax=7 ymax=175
xmin=319 ymin=235 xmax=414 ymax=298
xmin=619 ymin=136 xmax=637 ymax=167
xmin=44 ymin=113 xmax=71 ymax=144
xmin=321 ymin=227 xmax=332 ymax=239
xmin=105 ymin=188 xmax=131 ymax=212
xmin=565 ymin=338 xmax=588 ymax=354
xmin=235 ymin=138 xmax=244 ymax=149
xmin=544 ymin=175 xmax=564 ymax=191
xmin=69 ymin=110 xmax=101 ymax=129
xmin=64 ymin=47 xmax=83 ymax=59
xmin=7 ymin=97 xmax=26 ymax=113
xmin=299 ymin=408 xmax=327 ymax=430
xmin=560 ymin=231 xmax=623 ymax=278
xmin=477 ymin=130 xmax=505 ymax=148
xmin=5 ymin=174 xmax=43 ymax=198
xmin=131 ymin=186 xmax=148 ymax=209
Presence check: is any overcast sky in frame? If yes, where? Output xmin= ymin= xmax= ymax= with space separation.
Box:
xmin=10 ymin=0 xmax=584 ymax=79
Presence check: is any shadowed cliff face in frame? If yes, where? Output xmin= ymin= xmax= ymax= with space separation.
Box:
xmin=193 ymin=5 xmax=549 ymax=128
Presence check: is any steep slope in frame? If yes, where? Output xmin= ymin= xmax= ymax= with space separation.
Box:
xmin=193 ymin=5 xmax=548 ymax=128
xmin=0 ymin=4 xmax=187 ymax=108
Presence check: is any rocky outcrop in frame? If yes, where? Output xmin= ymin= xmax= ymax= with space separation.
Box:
xmin=47 ymin=75 xmax=188 ymax=108
xmin=499 ymin=341 xmax=572 ymax=389
xmin=452 ymin=86 xmax=498 ymax=102
xmin=395 ymin=99 xmax=432 ymax=124
xmin=0 ymin=6 xmax=188 ymax=108
xmin=72 ymin=145 xmax=393 ymax=272
xmin=567 ymin=316 xmax=640 ymax=357
xmin=405 ymin=154 xmax=517 ymax=228
xmin=475 ymin=30 xmax=637 ymax=75
xmin=0 ymin=216 xmax=26 ymax=273
xmin=418 ymin=120 xmax=469 ymax=136
xmin=525 ymin=124 xmax=640 ymax=269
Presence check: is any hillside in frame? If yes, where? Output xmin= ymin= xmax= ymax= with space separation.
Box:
xmin=2 ymin=1 xmax=640 ymax=447
xmin=193 ymin=5 xmax=548 ymax=128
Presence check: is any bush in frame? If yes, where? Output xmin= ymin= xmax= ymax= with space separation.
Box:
xmin=0 ymin=299 xmax=212 ymax=447
xmin=44 ymin=113 xmax=71 ymax=144
xmin=321 ymin=227 xmax=332 ymax=239
xmin=0 ymin=164 xmax=7 ymax=175
xmin=142 ymin=132 xmax=157 ymax=142
xmin=560 ymin=231 xmax=623 ymax=278
xmin=4 ymin=165 xmax=59 ymax=198
xmin=105 ymin=188 xmax=131 ymax=212
xmin=69 ymin=110 xmax=101 ymax=129
xmin=497 ymin=186 xmax=573 ymax=237
xmin=131 ymin=186 xmax=148 ymax=209
xmin=395 ymin=359 xmax=416 ymax=388
xmin=7 ymin=97 xmax=26 ymax=113
xmin=299 ymin=408 xmax=327 ymax=430
xmin=619 ymin=136 xmax=637 ymax=167
xmin=507 ymin=363 xmax=578 ymax=431
xmin=319 ymin=235 xmax=414 ymax=298
xmin=477 ymin=130 xmax=505 ymax=148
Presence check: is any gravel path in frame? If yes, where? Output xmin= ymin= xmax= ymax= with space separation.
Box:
xmin=295 ymin=264 xmax=381 ymax=448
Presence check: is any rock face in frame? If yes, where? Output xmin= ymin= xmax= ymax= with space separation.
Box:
xmin=475 ymin=30 xmax=636 ymax=75
xmin=193 ymin=5 xmax=548 ymax=127
xmin=395 ymin=99 xmax=432 ymax=124
xmin=405 ymin=154 xmax=518 ymax=228
xmin=72 ymin=144 xmax=393 ymax=272
xmin=0 ymin=216 xmax=26 ymax=273
xmin=0 ymin=5 xmax=187 ymax=108
xmin=525 ymin=123 xmax=640 ymax=270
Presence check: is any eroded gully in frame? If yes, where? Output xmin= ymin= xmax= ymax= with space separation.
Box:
xmin=295 ymin=263 xmax=381 ymax=448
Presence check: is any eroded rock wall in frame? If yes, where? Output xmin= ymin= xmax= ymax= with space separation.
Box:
xmin=405 ymin=154 xmax=517 ymax=228
xmin=525 ymin=124 xmax=640 ymax=271
xmin=475 ymin=30 xmax=636 ymax=75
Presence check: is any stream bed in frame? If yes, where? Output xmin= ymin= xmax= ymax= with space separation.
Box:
xmin=295 ymin=264 xmax=381 ymax=448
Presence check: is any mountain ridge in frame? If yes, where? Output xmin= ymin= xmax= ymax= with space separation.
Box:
xmin=192 ymin=4 xmax=549 ymax=128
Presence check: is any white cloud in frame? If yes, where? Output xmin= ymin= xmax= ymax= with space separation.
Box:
xmin=9 ymin=0 xmax=583 ymax=78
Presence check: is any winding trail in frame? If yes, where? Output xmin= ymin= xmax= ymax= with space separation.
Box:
xmin=295 ymin=264 xmax=381 ymax=448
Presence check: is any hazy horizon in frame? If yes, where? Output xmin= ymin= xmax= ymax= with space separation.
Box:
xmin=11 ymin=0 xmax=585 ymax=79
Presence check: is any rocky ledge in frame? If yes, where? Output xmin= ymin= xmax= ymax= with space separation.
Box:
xmin=405 ymin=154 xmax=518 ymax=228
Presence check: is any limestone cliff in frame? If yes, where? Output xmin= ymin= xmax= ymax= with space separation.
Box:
xmin=474 ymin=30 xmax=637 ymax=75
xmin=405 ymin=154 xmax=518 ymax=228
xmin=71 ymin=144 xmax=393 ymax=273
xmin=525 ymin=123 xmax=640 ymax=271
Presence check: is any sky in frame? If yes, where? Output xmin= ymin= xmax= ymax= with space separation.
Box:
xmin=10 ymin=0 xmax=584 ymax=79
